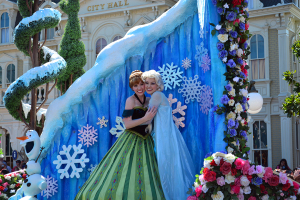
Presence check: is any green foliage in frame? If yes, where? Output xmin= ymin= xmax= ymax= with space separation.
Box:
xmin=17 ymin=0 xmax=34 ymax=18
xmin=57 ymin=0 xmax=86 ymax=93
xmin=282 ymin=70 xmax=300 ymax=117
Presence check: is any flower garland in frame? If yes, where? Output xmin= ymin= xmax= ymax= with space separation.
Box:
xmin=0 ymin=170 xmax=27 ymax=199
xmin=211 ymin=0 xmax=251 ymax=159
xmin=187 ymin=152 xmax=299 ymax=200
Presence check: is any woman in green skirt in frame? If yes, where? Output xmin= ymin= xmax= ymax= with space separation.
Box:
xmin=75 ymin=70 xmax=165 ymax=200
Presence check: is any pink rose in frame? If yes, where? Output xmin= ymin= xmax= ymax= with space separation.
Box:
xmin=235 ymin=158 xmax=245 ymax=170
xmin=294 ymin=181 xmax=299 ymax=190
xmin=256 ymin=165 xmax=264 ymax=174
xmin=195 ymin=186 xmax=202 ymax=197
xmin=248 ymin=165 xmax=256 ymax=175
xmin=242 ymin=160 xmax=250 ymax=175
xmin=2 ymin=182 xmax=9 ymax=187
xmin=279 ymin=172 xmax=288 ymax=184
xmin=234 ymin=19 xmax=240 ymax=24
xmin=234 ymin=177 xmax=242 ymax=187
xmin=248 ymin=197 xmax=256 ymax=200
xmin=263 ymin=167 xmax=273 ymax=182
xmin=237 ymin=194 xmax=244 ymax=200
xmin=220 ymin=162 xmax=232 ymax=175
xmin=187 ymin=196 xmax=198 ymax=200
xmin=217 ymin=176 xmax=225 ymax=186
xmin=0 ymin=179 xmax=2 ymax=184
xmin=231 ymin=185 xmax=240 ymax=194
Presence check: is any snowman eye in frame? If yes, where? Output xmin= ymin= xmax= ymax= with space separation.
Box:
xmin=29 ymin=135 xmax=31 ymax=137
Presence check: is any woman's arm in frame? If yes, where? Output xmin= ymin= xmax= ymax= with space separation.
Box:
xmin=123 ymin=97 xmax=157 ymax=129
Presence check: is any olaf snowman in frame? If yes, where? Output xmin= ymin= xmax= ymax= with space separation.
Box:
xmin=9 ymin=130 xmax=47 ymax=200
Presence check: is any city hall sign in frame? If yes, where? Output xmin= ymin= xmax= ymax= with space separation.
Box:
xmin=87 ymin=0 xmax=129 ymax=11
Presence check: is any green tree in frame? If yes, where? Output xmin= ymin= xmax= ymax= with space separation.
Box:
xmin=58 ymin=0 xmax=86 ymax=94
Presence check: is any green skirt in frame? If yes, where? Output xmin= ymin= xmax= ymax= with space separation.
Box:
xmin=75 ymin=129 xmax=165 ymax=200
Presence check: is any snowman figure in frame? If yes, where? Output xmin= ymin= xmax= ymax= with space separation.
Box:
xmin=9 ymin=130 xmax=47 ymax=200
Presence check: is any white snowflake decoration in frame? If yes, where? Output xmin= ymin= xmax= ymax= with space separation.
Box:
xmin=97 ymin=116 xmax=108 ymax=128
xmin=157 ymin=62 xmax=183 ymax=90
xmin=41 ymin=175 xmax=58 ymax=199
xmin=195 ymin=42 xmax=209 ymax=67
xmin=199 ymin=28 xmax=205 ymax=38
xmin=88 ymin=164 xmax=96 ymax=174
xmin=168 ymin=94 xmax=187 ymax=128
xmin=109 ymin=116 xmax=126 ymax=137
xmin=201 ymin=54 xmax=211 ymax=73
xmin=182 ymin=58 xmax=192 ymax=70
xmin=199 ymin=85 xmax=213 ymax=115
xmin=78 ymin=124 xmax=98 ymax=147
xmin=53 ymin=144 xmax=89 ymax=179
xmin=178 ymin=75 xmax=204 ymax=104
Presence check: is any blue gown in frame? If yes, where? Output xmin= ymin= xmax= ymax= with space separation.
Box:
xmin=149 ymin=91 xmax=195 ymax=200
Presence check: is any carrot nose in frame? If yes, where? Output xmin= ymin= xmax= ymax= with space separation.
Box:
xmin=17 ymin=136 xmax=29 ymax=141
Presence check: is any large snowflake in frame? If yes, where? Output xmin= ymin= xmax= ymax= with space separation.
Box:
xmin=201 ymin=54 xmax=211 ymax=73
xmin=182 ymin=58 xmax=192 ymax=70
xmin=195 ymin=42 xmax=209 ymax=67
xmin=53 ymin=144 xmax=89 ymax=179
xmin=97 ymin=116 xmax=108 ymax=128
xmin=78 ymin=124 xmax=98 ymax=147
xmin=199 ymin=85 xmax=213 ymax=115
xmin=178 ymin=75 xmax=204 ymax=104
xmin=109 ymin=116 xmax=126 ymax=137
xmin=157 ymin=62 xmax=183 ymax=90
xmin=167 ymin=94 xmax=187 ymax=128
xmin=41 ymin=176 xmax=58 ymax=199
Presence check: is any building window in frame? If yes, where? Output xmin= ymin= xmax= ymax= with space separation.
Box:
xmin=113 ymin=36 xmax=122 ymax=42
xmin=250 ymin=34 xmax=265 ymax=80
xmin=248 ymin=0 xmax=254 ymax=9
xmin=6 ymin=64 xmax=15 ymax=84
xmin=1 ymin=12 xmax=9 ymax=43
xmin=253 ymin=121 xmax=268 ymax=167
xmin=46 ymin=28 xmax=55 ymax=40
xmin=0 ymin=66 xmax=2 ymax=85
xmin=96 ymin=38 xmax=107 ymax=57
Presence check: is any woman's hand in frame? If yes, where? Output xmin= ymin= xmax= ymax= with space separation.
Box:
xmin=144 ymin=107 xmax=157 ymax=121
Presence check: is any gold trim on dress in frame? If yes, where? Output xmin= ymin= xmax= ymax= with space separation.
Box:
xmin=133 ymin=106 xmax=148 ymax=111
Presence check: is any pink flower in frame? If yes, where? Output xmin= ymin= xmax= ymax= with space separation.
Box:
xmin=234 ymin=19 xmax=240 ymax=24
xmin=263 ymin=167 xmax=273 ymax=182
xmin=3 ymin=182 xmax=9 ymax=187
xmin=248 ymin=165 xmax=256 ymax=175
xmin=242 ymin=160 xmax=250 ymax=175
xmin=217 ymin=176 xmax=225 ymax=186
xmin=279 ymin=172 xmax=288 ymax=184
xmin=235 ymin=158 xmax=245 ymax=170
xmin=234 ymin=177 xmax=242 ymax=187
xmin=0 ymin=179 xmax=2 ymax=184
xmin=280 ymin=193 xmax=284 ymax=197
xmin=248 ymin=197 xmax=256 ymax=200
xmin=187 ymin=196 xmax=198 ymax=200
xmin=195 ymin=186 xmax=202 ymax=197
xmin=245 ymin=23 xmax=249 ymax=30
xmin=294 ymin=181 xmax=299 ymax=190
xmin=237 ymin=194 xmax=244 ymax=200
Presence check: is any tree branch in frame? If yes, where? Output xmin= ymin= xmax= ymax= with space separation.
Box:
xmin=18 ymin=102 xmax=30 ymax=128
xmin=26 ymin=0 xmax=32 ymax=15
xmin=48 ymin=79 xmax=57 ymax=95
xmin=38 ymin=29 xmax=47 ymax=53
xmin=28 ymin=39 xmax=34 ymax=66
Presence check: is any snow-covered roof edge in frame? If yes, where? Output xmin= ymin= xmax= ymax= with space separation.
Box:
xmin=40 ymin=0 xmax=198 ymax=159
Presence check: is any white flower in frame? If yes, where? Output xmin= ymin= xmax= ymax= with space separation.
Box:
xmin=227 ymin=146 xmax=234 ymax=153
xmin=231 ymin=141 xmax=237 ymax=146
xmin=216 ymin=25 xmax=222 ymax=30
xmin=288 ymin=196 xmax=297 ymax=200
xmin=9 ymin=184 xmax=15 ymax=189
xmin=5 ymin=176 xmax=11 ymax=181
xmin=223 ymin=3 xmax=229 ymax=8
xmin=297 ymin=188 xmax=300 ymax=194
xmin=212 ymin=152 xmax=226 ymax=158
xmin=257 ymin=167 xmax=265 ymax=178
xmin=204 ymin=160 xmax=211 ymax=169
xmin=230 ymin=43 xmax=239 ymax=51
xmin=240 ymin=89 xmax=248 ymax=97
xmin=237 ymin=48 xmax=243 ymax=57
xmin=202 ymin=184 xmax=209 ymax=193
xmin=261 ymin=194 xmax=269 ymax=200
xmin=237 ymin=114 xmax=242 ymax=121
xmin=199 ymin=174 xmax=207 ymax=185
xmin=11 ymin=174 xmax=15 ymax=178
xmin=288 ymin=179 xmax=294 ymax=186
xmin=211 ymin=191 xmax=224 ymax=200
xmin=235 ymin=103 xmax=243 ymax=113
xmin=214 ymin=157 xmax=222 ymax=165
xmin=226 ymin=25 xmax=233 ymax=32
xmin=240 ymin=175 xmax=250 ymax=186
xmin=18 ymin=180 xmax=23 ymax=184
xmin=225 ymin=173 xmax=235 ymax=184
xmin=10 ymin=190 xmax=15 ymax=193
xmin=243 ymin=186 xmax=251 ymax=194
xmin=239 ymin=15 xmax=245 ymax=23
xmin=233 ymin=77 xmax=240 ymax=82
xmin=226 ymin=111 xmax=236 ymax=120
xmin=224 ymin=153 xmax=236 ymax=164
xmin=228 ymin=99 xmax=235 ymax=106
xmin=229 ymin=88 xmax=236 ymax=96
xmin=194 ymin=182 xmax=199 ymax=188
xmin=241 ymin=119 xmax=246 ymax=126
xmin=222 ymin=57 xmax=227 ymax=63
xmin=218 ymin=34 xmax=229 ymax=43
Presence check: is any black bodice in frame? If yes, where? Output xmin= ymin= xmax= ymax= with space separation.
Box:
xmin=122 ymin=107 xmax=148 ymax=136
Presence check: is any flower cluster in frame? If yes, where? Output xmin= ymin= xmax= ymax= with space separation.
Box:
xmin=0 ymin=170 xmax=27 ymax=199
xmin=211 ymin=0 xmax=251 ymax=159
xmin=187 ymin=152 xmax=300 ymax=200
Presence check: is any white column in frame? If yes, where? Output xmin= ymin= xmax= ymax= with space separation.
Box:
xmin=8 ymin=9 xmax=17 ymax=44
xmin=280 ymin=116 xmax=293 ymax=167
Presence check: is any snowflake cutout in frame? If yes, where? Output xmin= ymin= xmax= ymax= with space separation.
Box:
xmin=97 ymin=116 xmax=108 ymax=128
xmin=168 ymin=94 xmax=187 ymax=128
xmin=195 ymin=42 xmax=209 ymax=67
xmin=78 ymin=124 xmax=98 ymax=147
xmin=41 ymin=176 xmax=58 ymax=198
xmin=199 ymin=85 xmax=213 ymax=115
xmin=182 ymin=58 xmax=192 ymax=70
xmin=201 ymin=54 xmax=211 ymax=73
xmin=199 ymin=28 xmax=204 ymax=38
xmin=53 ymin=144 xmax=89 ymax=179
xmin=178 ymin=75 xmax=204 ymax=104
xmin=157 ymin=62 xmax=183 ymax=90
xmin=88 ymin=164 xmax=96 ymax=174
xmin=109 ymin=116 xmax=126 ymax=137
